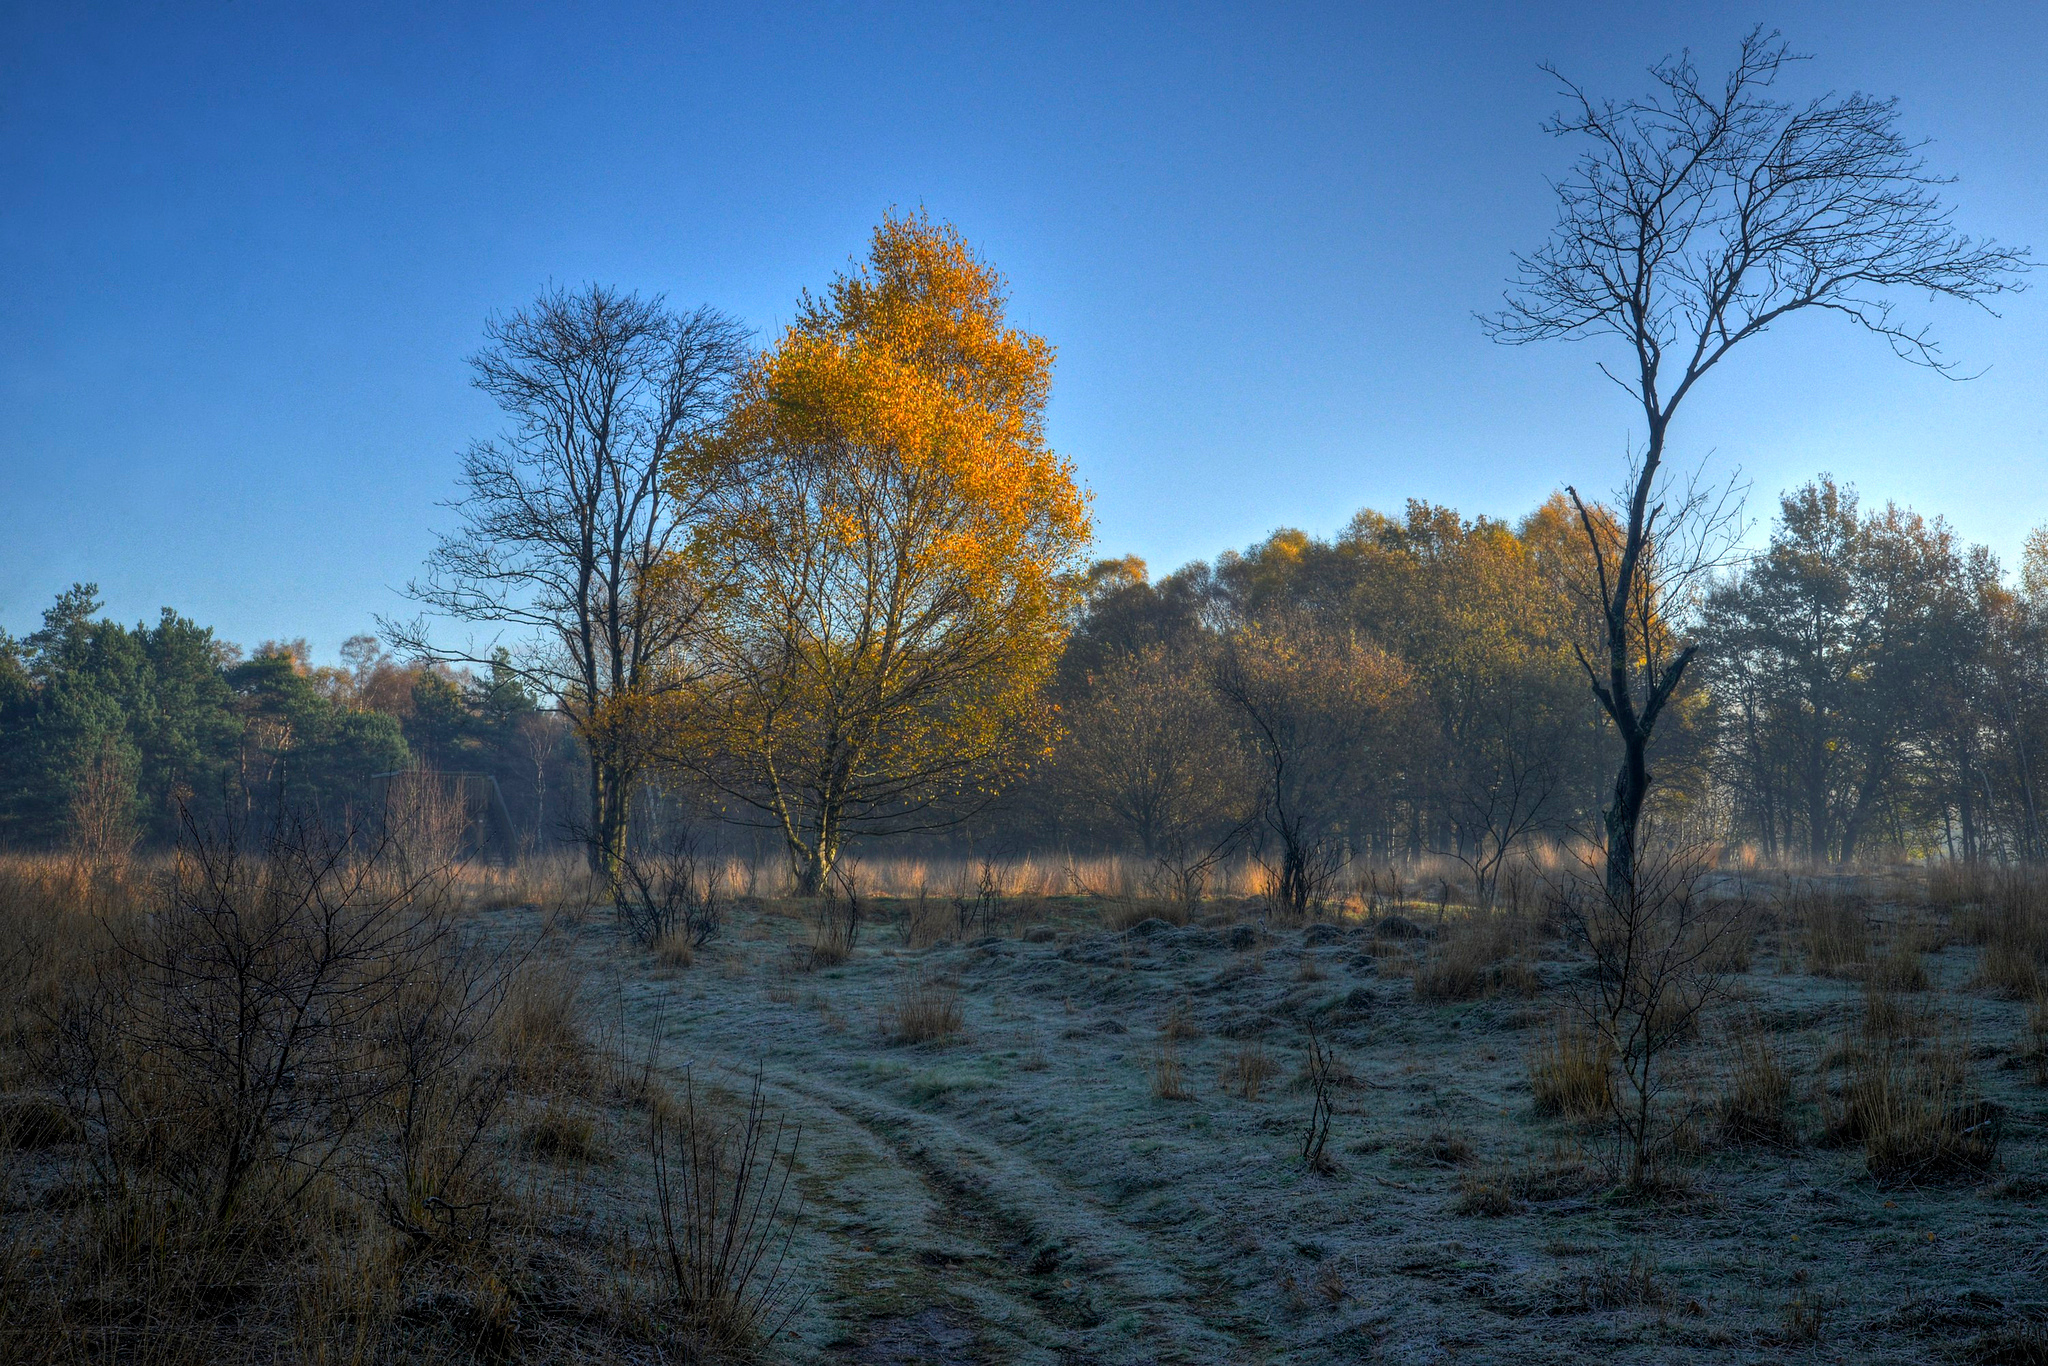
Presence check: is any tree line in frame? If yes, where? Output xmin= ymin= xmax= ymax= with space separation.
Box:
xmin=5 ymin=30 xmax=2031 ymax=895
xmin=0 ymin=590 xmax=577 ymax=859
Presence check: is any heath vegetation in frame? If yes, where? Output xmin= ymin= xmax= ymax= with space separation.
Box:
xmin=5 ymin=29 xmax=2046 ymax=1364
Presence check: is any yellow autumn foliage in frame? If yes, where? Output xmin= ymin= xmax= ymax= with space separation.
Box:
xmin=664 ymin=211 xmax=1092 ymax=891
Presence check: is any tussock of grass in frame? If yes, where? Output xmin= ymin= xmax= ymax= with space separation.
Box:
xmin=1529 ymin=1014 xmax=1613 ymax=1119
xmin=886 ymin=969 xmax=963 ymax=1044
xmin=1219 ymin=1045 xmax=1279 ymax=1100
xmin=1719 ymin=1023 xmax=1793 ymax=1146
xmin=1412 ymin=914 xmax=1539 ymax=1003
xmin=1149 ymin=1038 xmax=1195 ymax=1100
xmin=1822 ymin=1023 xmax=2001 ymax=1183
xmin=1795 ymin=886 xmax=1868 ymax=977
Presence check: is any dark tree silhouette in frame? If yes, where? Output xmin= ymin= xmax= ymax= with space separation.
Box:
xmin=1484 ymin=28 xmax=2027 ymax=891
xmin=388 ymin=286 xmax=751 ymax=883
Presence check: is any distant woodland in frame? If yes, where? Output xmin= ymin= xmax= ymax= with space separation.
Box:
xmin=9 ymin=468 xmax=2048 ymax=876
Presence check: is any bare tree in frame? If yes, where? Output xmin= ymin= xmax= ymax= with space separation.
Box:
xmin=387 ymin=286 xmax=752 ymax=883
xmin=1213 ymin=618 xmax=1419 ymax=916
xmin=1484 ymin=28 xmax=2027 ymax=891
xmin=1053 ymin=642 xmax=1258 ymax=908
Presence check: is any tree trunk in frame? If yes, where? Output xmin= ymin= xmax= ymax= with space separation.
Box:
xmin=586 ymin=758 xmax=630 ymax=889
xmin=1603 ymin=725 xmax=1648 ymax=898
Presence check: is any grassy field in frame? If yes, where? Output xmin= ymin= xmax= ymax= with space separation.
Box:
xmin=6 ymin=851 xmax=2048 ymax=1363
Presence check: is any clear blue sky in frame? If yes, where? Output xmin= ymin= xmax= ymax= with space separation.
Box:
xmin=4 ymin=1 xmax=2043 ymax=657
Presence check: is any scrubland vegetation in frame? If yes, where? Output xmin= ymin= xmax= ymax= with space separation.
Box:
xmin=11 ymin=845 xmax=2048 ymax=1362
xmin=5 ymin=25 xmax=2044 ymax=1365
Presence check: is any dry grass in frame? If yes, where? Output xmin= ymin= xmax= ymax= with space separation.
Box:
xmin=1794 ymin=885 xmax=1869 ymax=977
xmin=2022 ymin=996 xmax=2048 ymax=1086
xmin=1411 ymin=913 xmax=1539 ymax=1003
xmin=1870 ymin=937 xmax=1929 ymax=992
xmin=1822 ymin=1019 xmax=2001 ymax=1183
xmin=500 ymin=962 xmax=592 ymax=1089
xmin=1952 ymin=866 xmax=2048 ymax=997
xmin=1220 ymin=1045 xmax=1280 ymax=1100
xmin=886 ymin=968 xmax=963 ymax=1044
xmin=1528 ymin=1013 xmax=1614 ymax=1119
xmin=1149 ymin=1038 xmax=1196 ymax=1100
xmin=1718 ymin=1019 xmax=1793 ymax=1146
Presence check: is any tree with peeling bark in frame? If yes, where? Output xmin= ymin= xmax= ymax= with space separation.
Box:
xmin=668 ymin=213 xmax=1091 ymax=895
xmin=1483 ymin=27 xmax=2027 ymax=891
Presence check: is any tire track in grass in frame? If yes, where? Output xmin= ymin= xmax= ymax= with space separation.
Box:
xmin=738 ymin=1062 xmax=1268 ymax=1364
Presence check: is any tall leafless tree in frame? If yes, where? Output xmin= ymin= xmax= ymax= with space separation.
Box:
xmin=1484 ymin=28 xmax=2027 ymax=891
xmin=387 ymin=286 xmax=752 ymax=883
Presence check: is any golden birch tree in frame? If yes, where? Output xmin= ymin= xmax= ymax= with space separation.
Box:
xmin=666 ymin=213 xmax=1092 ymax=893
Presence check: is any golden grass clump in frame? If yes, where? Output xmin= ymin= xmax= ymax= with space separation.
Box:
xmin=499 ymin=963 xmax=592 ymax=1088
xmin=1822 ymin=1022 xmax=2001 ymax=1183
xmin=1149 ymin=1038 xmax=1196 ymax=1101
xmin=1528 ymin=1014 xmax=1613 ymax=1119
xmin=1219 ymin=1045 xmax=1280 ymax=1100
xmin=1794 ymin=886 xmax=1868 ymax=977
xmin=1411 ymin=914 xmax=1539 ymax=1003
xmin=1718 ymin=1022 xmax=1793 ymax=1146
xmin=887 ymin=968 xmax=963 ymax=1044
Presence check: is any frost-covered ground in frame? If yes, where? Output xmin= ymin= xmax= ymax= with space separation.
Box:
xmin=533 ymin=891 xmax=2048 ymax=1365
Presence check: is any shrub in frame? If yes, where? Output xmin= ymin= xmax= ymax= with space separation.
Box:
xmin=646 ymin=1073 xmax=807 ymax=1353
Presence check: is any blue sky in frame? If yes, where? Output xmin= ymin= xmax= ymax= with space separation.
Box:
xmin=3 ymin=1 xmax=2043 ymax=657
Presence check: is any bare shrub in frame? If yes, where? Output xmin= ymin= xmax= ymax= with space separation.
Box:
xmin=646 ymin=1073 xmax=807 ymax=1353
xmin=1553 ymin=839 xmax=1747 ymax=1186
xmin=1529 ymin=1014 xmax=1613 ymax=1119
xmin=62 ymin=807 xmax=463 ymax=1223
xmin=804 ymin=871 xmax=865 ymax=969
xmin=900 ymin=880 xmax=947 ymax=949
xmin=1300 ymin=1026 xmax=1336 ymax=1170
xmin=1220 ymin=1045 xmax=1279 ymax=1100
xmin=613 ymin=825 xmax=724 ymax=951
xmin=366 ymin=929 xmax=523 ymax=1247
xmin=66 ymin=738 xmax=140 ymax=873
xmin=886 ymin=969 xmax=962 ymax=1045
